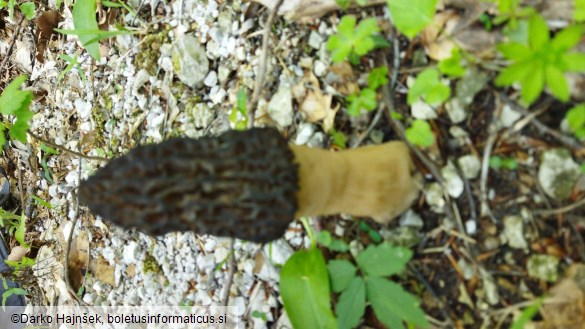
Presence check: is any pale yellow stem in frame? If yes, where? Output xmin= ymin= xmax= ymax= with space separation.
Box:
xmin=291 ymin=142 xmax=419 ymax=223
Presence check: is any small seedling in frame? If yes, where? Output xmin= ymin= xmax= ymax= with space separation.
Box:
xmin=327 ymin=16 xmax=386 ymax=64
xmin=407 ymin=68 xmax=451 ymax=106
xmin=329 ymin=243 xmax=429 ymax=329
xmin=228 ymin=88 xmax=248 ymax=130
xmin=509 ymin=297 xmax=544 ymax=329
xmin=347 ymin=66 xmax=388 ymax=116
xmin=329 ymin=128 xmax=347 ymax=149
xmin=0 ymin=0 xmax=34 ymax=20
xmin=58 ymin=54 xmax=87 ymax=82
xmin=405 ymin=120 xmax=435 ymax=147
xmin=316 ymin=231 xmax=350 ymax=252
xmin=495 ymin=14 xmax=585 ymax=104
xmin=489 ymin=155 xmax=518 ymax=170
xmin=489 ymin=0 xmax=535 ymax=32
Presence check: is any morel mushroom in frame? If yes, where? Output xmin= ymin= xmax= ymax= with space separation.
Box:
xmin=78 ymin=128 xmax=419 ymax=243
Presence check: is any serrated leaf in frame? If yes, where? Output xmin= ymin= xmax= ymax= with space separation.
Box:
xmin=336 ymin=277 xmax=366 ymax=329
xmin=405 ymin=119 xmax=435 ymax=147
xmin=366 ymin=277 xmax=429 ymax=329
xmin=354 ymin=18 xmax=379 ymax=39
xmin=545 ymin=65 xmax=569 ymax=101
xmin=528 ymin=15 xmax=550 ymax=49
xmin=328 ymin=259 xmax=357 ymax=292
xmin=72 ymin=0 xmax=100 ymax=60
xmin=356 ymin=243 xmax=412 ymax=277
xmin=387 ymin=0 xmax=437 ymax=38
xmin=280 ymin=248 xmax=336 ymax=329
xmin=338 ymin=15 xmax=357 ymax=36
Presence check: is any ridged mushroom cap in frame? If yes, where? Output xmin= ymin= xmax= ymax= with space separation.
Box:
xmin=78 ymin=128 xmax=299 ymax=243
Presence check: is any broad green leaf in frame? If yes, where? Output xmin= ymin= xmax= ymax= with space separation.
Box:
xmin=520 ymin=62 xmax=544 ymax=104
xmin=551 ymin=25 xmax=585 ymax=52
xmin=366 ymin=277 xmax=429 ymax=329
xmin=0 ymin=75 xmax=29 ymax=115
xmin=360 ymin=88 xmax=378 ymax=110
xmin=496 ymin=42 xmax=531 ymax=61
xmin=336 ymin=277 xmax=366 ymax=329
xmin=494 ymin=60 xmax=533 ymax=86
xmin=387 ymin=0 xmax=437 ymax=38
xmin=19 ymin=2 xmax=35 ymax=19
xmin=545 ymin=65 xmax=569 ymax=101
xmin=407 ymin=68 xmax=439 ymax=105
xmin=528 ymin=15 xmax=550 ymax=49
xmin=72 ymin=0 xmax=100 ymax=60
xmin=327 ymin=259 xmax=357 ymax=292
xmin=338 ymin=15 xmax=357 ymax=36
xmin=405 ymin=119 xmax=435 ymax=147
xmin=576 ymin=0 xmax=585 ymax=22
xmin=425 ymin=83 xmax=451 ymax=106
xmin=561 ymin=52 xmax=585 ymax=71
xmin=566 ymin=104 xmax=585 ymax=138
xmin=280 ymin=248 xmax=336 ymax=329
xmin=356 ymin=243 xmax=412 ymax=277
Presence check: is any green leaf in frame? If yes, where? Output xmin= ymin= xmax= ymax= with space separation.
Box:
xmin=356 ymin=243 xmax=412 ymax=277
xmin=0 ymin=75 xmax=30 ymax=115
xmin=19 ymin=2 xmax=35 ymax=19
xmin=528 ymin=15 xmax=550 ymax=49
xmin=14 ymin=214 xmax=27 ymax=248
xmin=510 ymin=298 xmax=544 ymax=329
xmin=561 ymin=52 xmax=585 ymax=72
xmin=407 ymin=68 xmax=449 ymax=106
xmin=2 ymin=288 xmax=27 ymax=310
xmin=545 ymin=65 xmax=569 ymax=101
xmin=566 ymin=104 xmax=585 ymax=139
xmin=336 ymin=277 xmax=366 ymax=329
xmin=280 ymin=248 xmax=336 ymax=329
xmin=438 ymin=48 xmax=466 ymax=77
xmin=387 ymin=0 xmax=437 ymax=38
xmin=360 ymin=88 xmax=378 ymax=110
xmin=366 ymin=277 xmax=429 ymax=329
xmin=329 ymin=239 xmax=350 ymax=252
xmin=316 ymin=231 xmax=332 ymax=247
xmin=496 ymin=42 xmax=531 ymax=61
xmin=520 ymin=61 xmax=545 ymax=104
xmin=353 ymin=18 xmax=379 ymax=55
xmin=405 ymin=119 xmax=435 ymax=147
xmin=367 ymin=66 xmax=389 ymax=90
xmin=328 ymin=260 xmax=357 ymax=293
xmin=335 ymin=0 xmax=351 ymax=10
xmin=576 ymin=0 xmax=585 ymax=22
xmin=494 ymin=60 xmax=533 ymax=86
xmin=329 ymin=128 xmax=347 ymax=149
xmin=72 ymin=0 xmax=100 ymax=60
xmin=551 ymin=25 xmax=585 ymax=52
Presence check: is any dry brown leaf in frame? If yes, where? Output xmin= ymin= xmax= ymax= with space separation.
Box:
xmin=328 ymin=62 xmax=359 ymax=95
xmin=532 ymin=264 xmax=585 ymax=329
xmin=421 ymin=10 xmax=460 ymax=61
xmin=89 ymin=256 xmax=116 ymax=286
xmin=297 ymin=72 xmax=339 ymax=131
xmin=35 ymin=10 xmax=60 ymax=63
xmin=7 ymin=246 xmax=27 ymax=262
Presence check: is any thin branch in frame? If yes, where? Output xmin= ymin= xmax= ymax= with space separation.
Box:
xmin=499 ymin=93 xmax=583 ymax=150
xmin=27 ymin=130 xmax=108 ymax=161
xmin=247 ymin=0 xmax=285 ymax=128
xmin=221 ymin=238 xmax=236 ymax=306
xmin=534 ymin=197 xmax=585 ymax=216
